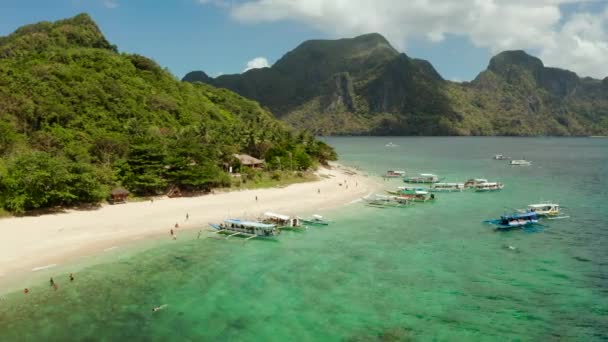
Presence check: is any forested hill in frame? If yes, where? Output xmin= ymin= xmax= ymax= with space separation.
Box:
xmin=0 ymin=14 xmax=335 ymax=213
xmin=184 ymin=34 xmax=608 ymax=136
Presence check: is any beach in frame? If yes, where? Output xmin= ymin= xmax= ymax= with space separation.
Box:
xmin=0 ymin=163 xmax=376 ymax=291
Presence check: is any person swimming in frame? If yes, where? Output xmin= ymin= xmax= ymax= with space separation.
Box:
xmin=152 ymin=304 xmax=168 ymax=312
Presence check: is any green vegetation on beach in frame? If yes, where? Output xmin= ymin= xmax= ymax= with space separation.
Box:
xmin=0 ymin=14 xmax=336 ymax=214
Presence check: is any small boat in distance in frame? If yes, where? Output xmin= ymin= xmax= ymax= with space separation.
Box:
xmin=493 ymin=154 xmax=509 ymax=160
xmin=524 ymin=203 xmax=560 ymax=217
xmin=474 ymin=182 xmax=504 ymax=192
xmin=485 ymin=212 xmax=539 ymax=230
xmin=403 ymin=173 xmax=440 ymax=184
xmin=430 ymin=183 xmax=465 ymax=192
xmin=385 ymin=142 xmax=399 ymax=147
xmin=510 ymin=159 xmax=532 ymax=166
xmin=298 ymin=214 xmax=330 ymax=226
xmin=261 ymin=212 xmax=304 ymax=230
xmin=209 ymin=219 xmax=280 ymax=240
xmin=384 ymin=170 xmax=406 ymax=178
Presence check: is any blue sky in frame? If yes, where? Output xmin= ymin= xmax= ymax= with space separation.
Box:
xmin=1 ymin=0 xmax=606 ymax=81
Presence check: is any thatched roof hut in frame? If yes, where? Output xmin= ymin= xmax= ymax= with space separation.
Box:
xmin=110 ymin=187 xmax=129 ymax=204
xmin=233 ymin=154 xmax=264 ymax=167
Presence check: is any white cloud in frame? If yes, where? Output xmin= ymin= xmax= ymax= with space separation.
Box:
xmin=103 ymin=0 xmax=118 ymax=9
xmin=244 ymin=57 xmax=270 ymax=72
xmin=228 ymin=0 xmax=608 ymax=78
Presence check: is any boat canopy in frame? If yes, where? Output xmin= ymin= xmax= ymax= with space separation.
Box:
xmin=434 ymin=183 xmax=464 ymax=186
xmin=387 ymin=170 xmax=405 ymax=174
xmin=501 ymin=212 xmax=538 ymax=220
xmin=312 ymin=214 xmax=323 ymax=219
xmin=420 ymin=173 xmax=437 ymax=177
xmin=528 ymin=203 xmax=558 ymax=208
xmin=224 ymin=219 xmax=276 ymax=228
xmin=477 ymin=182 xmax=499 ymax=186
xmin=263 ymin=212 xmax=291 ymax=221
xmin=415 ymin=190 xmax=429 ymax=195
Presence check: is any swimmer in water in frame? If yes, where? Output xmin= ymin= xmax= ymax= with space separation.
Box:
xmin=152 ymin=304 xmax=168 ymax=312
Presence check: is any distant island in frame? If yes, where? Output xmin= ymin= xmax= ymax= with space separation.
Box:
xmin=184 ymin=33 xmax=608 ymax=136
xmin=0 ymin=14 xmax=336 ymax=214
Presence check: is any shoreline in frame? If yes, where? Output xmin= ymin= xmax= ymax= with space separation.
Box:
xmin=0 ymin=163 xmax=379 ymax=294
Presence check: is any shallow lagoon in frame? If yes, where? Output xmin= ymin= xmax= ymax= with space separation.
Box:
xmin=1 ymin=137 xmax=606 ymax=341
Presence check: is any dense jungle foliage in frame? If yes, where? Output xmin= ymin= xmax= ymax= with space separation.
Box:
xmin=0 ymin=14 xmax=336 ymax=213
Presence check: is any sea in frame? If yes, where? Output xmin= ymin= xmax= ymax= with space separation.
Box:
xmin=0 ymin=137 xmax=606 ymax=341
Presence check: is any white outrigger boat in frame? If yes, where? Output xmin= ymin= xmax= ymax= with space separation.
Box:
xmin=384 ymin=170 xmax=406 ymax=178
xmin=430 ymin=183 xmax=465 ymax=192
xmin=493 ymin=154 xmax=509 ymax=160
xmin=261 ymin=212 xmax=304 ymax=230
xmin=522 ymin=203 xmax=560 ymax=217
xmin=464 ymin=178 xmax=489 ymax=188
xmin=474 ymin=182 xmax=504 ymax=192
xmin=510 ymin=159 xmax=532 ymax=166
xmin=364 ymin=194 xmax=411 ymax=208
xmin=403 ymin=173 xmax=440 ymax=184
xmin=209 ymin=219 xmax=280 ymax=240
xmin=297 ymin=214 xmax=330 ymax=226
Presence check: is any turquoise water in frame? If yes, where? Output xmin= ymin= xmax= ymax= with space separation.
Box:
xmin=1 ymin=137 xmax=607 ymax=341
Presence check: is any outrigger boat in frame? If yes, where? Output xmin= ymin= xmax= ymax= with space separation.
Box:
xmin=384 ymin=170 xmax=406 ymax=178
xmin=520 ymin=203 xmax=560 ymax=217
xmin=464 ymin=178 xmax=489 ymax=188
xmin=386 ymin=188 xmax=435 ymax=202
xmin=493 ymin=154 xmax=509 ymax=160
xmin=430 ymin=183 xmax=465 ymax=192
xmin=297 ymin=214 xmax=330 ymax=226
xmin=364 ymin=194 xmax=411 ymax=208
xmin=403 ymin=173 xmax=440 ymax=184
xmin=510 ymin=159 xmax=532 ymax=166
xmin=485 ymin=212 xmax=539 ymax=230
xmin=209 ymin=219 xmax=280 ymax=240
xmin=474 ymin=182 xmax=504 ymax=192
xmin=386 ymin=186 xmax=427 ymax=195
xmin=261 ymin=212 xmax=304 ymax=230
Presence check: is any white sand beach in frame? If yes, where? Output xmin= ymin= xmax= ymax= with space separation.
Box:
xmin=0 ymin=164 xmax=377 ymax=288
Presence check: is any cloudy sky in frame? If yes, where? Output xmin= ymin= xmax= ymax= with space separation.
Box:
xmin=1 ymin=0 xmax=607 ymax=81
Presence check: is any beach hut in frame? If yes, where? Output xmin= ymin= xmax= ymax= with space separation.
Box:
xmin=233 ymin=154 xmax=265 ymax=169
xmin=109 ymin=187 xmax=129 ymax=204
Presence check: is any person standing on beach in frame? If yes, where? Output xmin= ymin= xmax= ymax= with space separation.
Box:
xmin=49 ymin=277 xmax=55 ymax=287
xmin=197 ymin=230 xmax=202 ymax=239
xmin=318 ymin=188 xmax=320 ymax=194
xmin=170 ymin=229 xmax=174 ymax=236
xmin=175 ymin=223 xmax=179 ymax=228
xmin=69 ymin=273 xmax=74 ymax=281
xmin=255 ymin=195 xmax=258 ymax=201
xmin=186 ymin=213 xmax=189 ymax=220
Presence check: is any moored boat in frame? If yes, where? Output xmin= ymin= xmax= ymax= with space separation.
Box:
xmin=464 ymin=178 xmax=489 ymax=188
xmin=493 ymin=154 xmax=509 ymax=160
xmin=474 ymin=182 xmax=504 ymax=192
xmin=525 ymin=203 xmax=560 ymax=217
xmin=430 ymin=183 xmax=465 ymax=192
xmin=510 ymin=159 xmax=532 ymax=166
xmin=397 ymin=190 xmax=435 ymax=202
xmin=209 ymin=219 xmax=280 ymax=240
xmin=384 ymin=170 xmax=406 ymax=178
xmin=261 ymin=212 xmax=304 ymax=230
xmin=385 ymin=142 xmax=399 ymax=147
xmin=364 ymin=194 xmax=411 ymax=208
xmin=298 ymin=214 xmax=330 ymax=226
xmin=485 ymin=212 xmax=539 ymax=230
xmin=403 ymin=173 xmax=440 ymax=183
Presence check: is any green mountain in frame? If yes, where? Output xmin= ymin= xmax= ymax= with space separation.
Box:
xmin=184 ymin=34 xmax=608 ymax=136
xmin=0 ymin=14 xmax=335 ymax=213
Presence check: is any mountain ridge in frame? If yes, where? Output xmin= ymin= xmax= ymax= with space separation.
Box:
xmin=184 ymin=34 xmax=608 ymax=136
